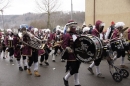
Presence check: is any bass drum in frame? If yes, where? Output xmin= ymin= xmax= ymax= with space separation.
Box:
xmin=74 ymin=34 xmax=103 ymax=63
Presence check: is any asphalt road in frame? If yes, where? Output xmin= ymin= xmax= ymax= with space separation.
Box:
xmin=0 ymin=52 xmax=130 ymax=86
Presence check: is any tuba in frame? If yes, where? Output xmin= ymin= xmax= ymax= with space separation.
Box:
xmin=18 ymin=30 xmax=45 ymax=49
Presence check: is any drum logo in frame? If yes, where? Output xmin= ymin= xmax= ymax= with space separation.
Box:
xmin=76 ymin=54 xmax=93 ymax=62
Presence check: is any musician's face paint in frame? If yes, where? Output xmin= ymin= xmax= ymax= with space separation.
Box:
xmin=56 ymin=30 xmax=60 ymax=35
xmin=99 ymin=26 xmax=104 ymax=33
xmin=70 ymin=26 xmax=76 ymax=33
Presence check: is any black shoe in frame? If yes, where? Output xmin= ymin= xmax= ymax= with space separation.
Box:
xmin=63 ymin=77 xmax=69 ymax=86
xmin=75 ymin=85 xmax=81 ymax=86
xmin=19 ymin=67 xmax=23 ymax=71
xmin=88 ymin=67 xmax=94 ymax=75
xmin=52 ymin=60 xmax=55 ymax=62
xmin=24 ymin=66 xmax=27 ymax=70
xmin=39 ymin=63 xmax=43 ymax=66
xmin=10 ymin=59 xmax=13 ymax=62
xmin=3 ymin=57 xmax=6 ymax=59
xmin=61 ymin=59 xmax=65 ymax=62
xmin=45 ymin=62 xmax=49 ymax=66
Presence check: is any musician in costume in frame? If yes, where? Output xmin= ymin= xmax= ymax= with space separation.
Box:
xmin=88 ymin=24 xmax=93 ymax=34
xmin=87 ymin=20 xmax=106 ymax=78
xmin=1 ymin=32 xmax=8 ymax=59
xmin=51 ymin=26 xmax=63 ymax=62
xmin=128 ymin=28 xmax=130 ymax=41
xmin=0 ymin=32 xmax=2 ymax=55
xmin=5 ymin=29 xmax=14 ymax=62
xmin=127 ymin=28 xmax=130 ymax=60
xmin=62 ymin=20 xmax=81 ymax=86
xmin=82 ymin=27 xmax=90 ymax=35
xmin=13 ymin=33 xmax=24 ymax=71
xmin=111 ymin=22 xmax=128 ymax=68
xmin=39 ymin=29 xmax=51 ymax=66
xmin=17 ymin=28 xmax=28 ymax=71
xmin=33 ymin=28 xmax=46 ymax=66
xmin=105 ymin=21 xmax=115 ymax=39
xmin=20 ymin=27 xmax=41 ymax=77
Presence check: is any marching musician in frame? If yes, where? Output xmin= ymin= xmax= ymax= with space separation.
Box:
xmin=127 ymin=28 xmax=130 ymax=60
xmin=20 ymin=27 xmax=41 ymax=77
xmin=39 ymin=29 xmax=51 ymax=66
xmin=0 ymin=31 xmax=2 ymax=55
xmin=53 ymin=26 xmax=63 ymax=62
xmin=128 ymin=28 xmax=130 ymax=41
xmin=82 ymin=27 xmax=94 ymax=64
xmin=1 ymin=32 xmax=8 ymax=59
xmin=13 ymin=32 xmax=25 ymax=71
xmin=88 ymin=20 xmax=106 ymax=78
xmin=82 ymin=27 xmax=90 ymax=35
xmin=62 ymin=20 xmax=81 ymax=86
xmin=105 ymin=21 xmax=115 ymax=40
xmin=5 ymin=29 xmax=14 ymax=62
xmin=111 ymin=22 xmax=128 ymax=68
xmin=88 ymin=24 xmax=93 ymax=34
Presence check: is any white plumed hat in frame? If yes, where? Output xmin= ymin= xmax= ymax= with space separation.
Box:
xmin=7 ymin=29 xmax=12 ymax=32
xmin=34 ymin=28 xmax=38 ymax=33
xmin=56 ymin=25 xmax=60 ymax=31
xmin=45 ymin=29 xmax=50 ymax=33
xmin=115 ymin=22 xmax=125 ymax=28
xmin=83 ymin=27 xmax=90 ymax=33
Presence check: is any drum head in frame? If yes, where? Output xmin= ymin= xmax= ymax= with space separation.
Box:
xmin=74 ymin=35 xmax=97 ymax=63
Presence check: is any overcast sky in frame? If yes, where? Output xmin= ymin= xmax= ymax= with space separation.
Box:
xmin=1 ymin=0 xmax=85 ymax=15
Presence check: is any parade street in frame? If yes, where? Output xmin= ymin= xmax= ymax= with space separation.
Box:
xmin=0 ymin=53 xmax=130 ymax=86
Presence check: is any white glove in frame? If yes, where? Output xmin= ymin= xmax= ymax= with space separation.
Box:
xmin=6 ymin=47 xmax=8 ymax=51
xmin=20 ymin=45 xmax=24 ymax=49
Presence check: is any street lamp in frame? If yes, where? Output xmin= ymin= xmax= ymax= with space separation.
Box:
xmin=71 ymin=0 xmax=73 ymax=20
xmin=0 ymin=9 xmax=4 ymax=30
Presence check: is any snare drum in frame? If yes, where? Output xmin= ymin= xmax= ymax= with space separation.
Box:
xmin=74 ymin=34 xmax=103 ymax=63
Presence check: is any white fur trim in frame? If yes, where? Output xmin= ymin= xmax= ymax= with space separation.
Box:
xmin=100 ymin=23 xmax=105 ymax=27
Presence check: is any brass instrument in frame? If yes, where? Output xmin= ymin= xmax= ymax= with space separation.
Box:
xmin=18 ymin=31 xmax=45 ymax=49
xmin=52 ymin=40 xmax=63 ymax=48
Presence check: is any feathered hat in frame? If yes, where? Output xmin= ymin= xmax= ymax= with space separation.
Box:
xmin=115 ymin=22 xmax=125 ymax=28
xmin=34 ymin=28 xmax=38 ymax=33
xmin=66 ymin=20 xmax=77 ymax=27
xmin=63 ymin=20 xmax=77 ymax=34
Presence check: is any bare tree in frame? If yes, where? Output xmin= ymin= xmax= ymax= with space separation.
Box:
xmin=0 ymin=0 xmax=11 ymax=10
xmin=35 ymin=0 xmax=60 ymax=29
xmin=0 ymin=0 xmax=11 ymax=30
